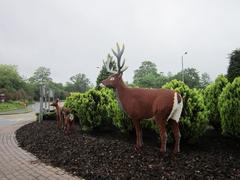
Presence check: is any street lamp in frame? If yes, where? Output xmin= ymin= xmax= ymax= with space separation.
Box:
xmin=181 ymin=51 xmax=188 ymax=82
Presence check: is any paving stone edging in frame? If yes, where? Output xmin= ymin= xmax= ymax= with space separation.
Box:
xmin=0 ymin=121 xmax=82 ymax=180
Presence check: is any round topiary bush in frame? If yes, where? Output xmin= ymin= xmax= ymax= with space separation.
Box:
xmin=204 ymin=75 xmax=228 ymax=131
xmin=218 ymin=77 xmax=240 ymax=137
xmin=163 ymin=80 xmax=209 ymax=142
xmin=64 ymin=88 xmax=132 ymax=132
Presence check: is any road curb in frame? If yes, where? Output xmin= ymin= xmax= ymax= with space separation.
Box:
xmin=0 ymin=108 xmax=32 ymax=115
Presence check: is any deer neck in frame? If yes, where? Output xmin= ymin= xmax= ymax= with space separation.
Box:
xmin=114 ymin=79 xmax=128 ymax=113
xmin=55 ymin=104 xmax=61 ymax=112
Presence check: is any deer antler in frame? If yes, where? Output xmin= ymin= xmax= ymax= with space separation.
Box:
xmin=112 ymin=43 xmax=128 ymax=74
xmin=104 ymin=54 xmax=117 ymax=74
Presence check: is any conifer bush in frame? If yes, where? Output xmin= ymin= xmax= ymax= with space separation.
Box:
xmin=218 ymin=77 xmax=240 ymax=137
xmin=163 ymin=80 xmax=209 ymax=142
xmin=204 ymin=75 xmax=228 ymax=131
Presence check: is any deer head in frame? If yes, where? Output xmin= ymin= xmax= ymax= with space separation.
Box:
xmin=50 ymin=98 xmax=59 ymax=107
xmin=100 ymin=43 xmax=128 ymax=88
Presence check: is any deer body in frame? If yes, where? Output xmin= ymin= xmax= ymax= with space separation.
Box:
xmin=50 ymin=99 xmax=63 ymax=129
xmin=62 ymin=107 xmax=74 ymax=135
xmin=101 ymin=43 xmax=183 ymax=153
xmin=115 ymin=82 xmax=178 ymax=120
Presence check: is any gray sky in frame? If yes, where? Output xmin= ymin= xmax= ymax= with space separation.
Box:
xmin=1 ymin=0 xmax=240 ymax=85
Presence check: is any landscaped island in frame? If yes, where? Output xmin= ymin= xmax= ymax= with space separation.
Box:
xmin=16 ymin=120 xmax=240 ymax=179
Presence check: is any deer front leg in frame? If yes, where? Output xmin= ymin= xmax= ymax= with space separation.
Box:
xmin=132 ymin=119 xmax=143 ymax=151
xmin=56 ymin=113 xmax=61 ymax=129
xmin=61 ymin=113 xmax=64 ymax=129
xmin=169 ymin=119 xmax=181 ymax=154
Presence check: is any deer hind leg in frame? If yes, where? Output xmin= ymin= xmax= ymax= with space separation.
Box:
xmin=66 ymin=117 xmax=71 ymax=135
xmin=132 ymin=119 xmax=143 ymax=151
xmin=155 ymin=117 xmax=168 ymax=153
xmin=169 ymin=119 xmax=181 ymax=154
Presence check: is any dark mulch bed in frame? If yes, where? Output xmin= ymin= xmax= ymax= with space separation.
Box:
xmin=16 ymin=121 xmax=240 ymax=180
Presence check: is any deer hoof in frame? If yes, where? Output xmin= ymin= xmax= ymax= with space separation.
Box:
xmin=134 ymin=145 xmax=142 ymax=152
xmin=173 ymin=148 xmax=180 ymax=154
xmin=159 ymin=148 xmax=166 ymax=156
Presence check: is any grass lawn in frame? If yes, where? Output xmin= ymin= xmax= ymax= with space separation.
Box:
xmin=0 ymin=101 xmax=26 ymax=112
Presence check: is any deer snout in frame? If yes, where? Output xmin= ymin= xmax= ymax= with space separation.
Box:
xmin=99 ymin=83 xmax=105 ymax=87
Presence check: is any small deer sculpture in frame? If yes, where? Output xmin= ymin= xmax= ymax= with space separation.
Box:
xmin=100 ymin=43 xmax=183 ymax=153
xmin=51 ymin=99 xmax=74 ymax=134
xmin=62 ymin=107 xmax=74 ymax=135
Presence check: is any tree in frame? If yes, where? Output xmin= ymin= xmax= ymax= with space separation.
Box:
xmin=96 ymin=54 xmax=116 ymax=87
xmin=28 ymin=67 xmax=52 ymax=100
xmin=173 ymin=68 xmax=200 ymax=88
xmin=0 ymin=64 xmax=32 ymax=100
xmin=227 ymin=49 xmax=240 ymax=82
xmin=65 ymin=73 xmax=91 ymax=93
xmin=0 ymin=64 xmax=24 ymax=91
xmin=29 ymin=67 xmax=52 ymax=85
xmin=199 ymin=72 xmax=211 ymax=88
xmin=49 ymin=82 xmax=67 ymax=100
xmin=133 ymin=61 xmax=166 ymax=88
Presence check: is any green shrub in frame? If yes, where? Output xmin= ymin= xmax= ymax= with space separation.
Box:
xmin=204 ymin=75 xmax=228 ymax=131
xmin=101 ymin=88 xmax=132 ymax=133
xmin=163 ymin=80 xmax=209 ymax=142
xmin=0 ymin=101 xmax=26 ymax=112
xmin=218 ymin=77 xmax=240 ymax=137
xmin=36 ymin=111 xmax=56 ymax=121
xmin=65 ymin=88 xmax=131 ymax=132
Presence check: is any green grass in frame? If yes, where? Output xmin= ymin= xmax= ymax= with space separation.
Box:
xmin=0 ymin=101 xmax=26 ymax=112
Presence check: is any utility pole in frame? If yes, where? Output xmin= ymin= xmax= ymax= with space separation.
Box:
xmin=39 ymin=84 xmax=43 ymax=123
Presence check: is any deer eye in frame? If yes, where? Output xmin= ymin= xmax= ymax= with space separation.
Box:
xmin=110 ymin=77 xmax=115 ymax=81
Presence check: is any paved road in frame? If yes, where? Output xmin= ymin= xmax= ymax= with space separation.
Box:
xmin=0 ymin=112 xmax=81 ymax=180
xmin=28 ymin=102 xmax=63 ymax=113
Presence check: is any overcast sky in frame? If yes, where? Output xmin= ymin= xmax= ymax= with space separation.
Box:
xmin=1 ymin=0 xmax=240 ymax=84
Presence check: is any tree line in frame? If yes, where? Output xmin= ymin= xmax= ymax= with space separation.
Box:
xmin=96 ymin=56 xmax=211 ymax=89
xmin=1 ymin=48 xmax=239 ymax=101
xmin=0 ymin=66 xmax=92 ymax=101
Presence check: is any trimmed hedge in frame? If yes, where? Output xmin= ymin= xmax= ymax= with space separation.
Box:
xmin=36 ymin=111 xmax=56 ymax=121
xmin=204 ymin=75 xmax=228 ymax=131
xmin=65 ymin=81 xmax=209 ymax=142
xmin=218 ymin=77 xmax=240 ymax=137
xmin=64 ymin=88 xmax=131 ymax=132
xmin=163 ymin=80 xmax=209 ymax=142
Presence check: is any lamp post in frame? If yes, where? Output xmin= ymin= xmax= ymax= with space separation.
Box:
xmin=39 ymin=83 xmax=44 ymax=123
xmin=181 ymin=52 xmax=188 ymax=82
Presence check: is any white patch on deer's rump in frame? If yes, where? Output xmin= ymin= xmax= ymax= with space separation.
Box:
xmin=69 ymin=114 xmax=74 ymax=121
xmin=167 ymin=93 xmax=183 ymax=123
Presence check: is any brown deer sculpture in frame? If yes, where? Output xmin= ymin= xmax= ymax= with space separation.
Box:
xmin=100 ymin=43 xmax=183 ymax=154
xmin=50 ymin=98 xmax=63 ymax=129
xmin=61 ymin=107 xmax=74 ymax=135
